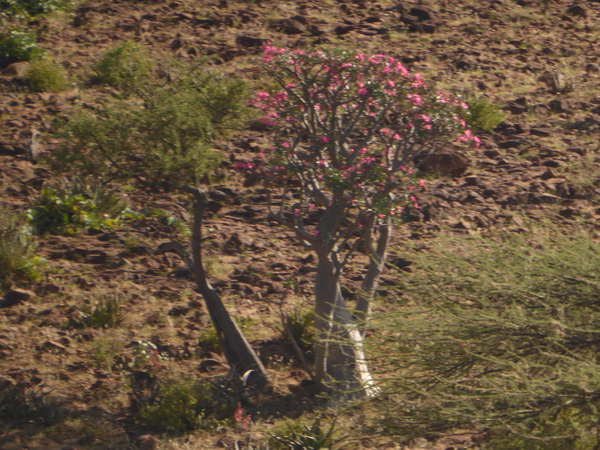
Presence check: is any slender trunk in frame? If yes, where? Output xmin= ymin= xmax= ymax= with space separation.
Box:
xmin=188 ymin=187 xmax=270 ymax=390
xmin=355 ymin=219 xmax=391 ymax=331
xmin=313 ymin=245 xmax=379 ymax=399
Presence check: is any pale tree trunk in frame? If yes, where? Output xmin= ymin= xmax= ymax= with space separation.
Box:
xmin=313 ymin=245 xmax=379 ymax=399
xmin=354 ymin=218 xmax=392 ymax=331
xmin=186 ymin=187 xmax=270 ymax=390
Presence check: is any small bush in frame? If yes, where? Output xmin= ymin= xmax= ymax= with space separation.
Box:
xmin=0 ymin=0 xmax=70 ymax=18
xmin=82 ymin=295 xmax=123 ymax=328
xmin=26 ymin=183 xmax=133 ymax=235
xmin=282 ymin=306 xmax=315 ymax=352
xmin=0 ymin=27 xmax=45 ymax=67
xmin=138 ymin=378 xmax=233 ymax=433
xmin=52 ymin=65 xmax=249 ymax=190
xmin=0 ymin=206 xmax=41 ymax=289
xmin=268 ymin=415 xmax=345 ymax=449
xmin=375 ymin=228 xmax=600 ymax=447
xmin=23 ymin=59 xmax=68 ymax=92
xmin=91 ymin=41 xmax=153 ymax=90
xmin=466 ymin=97 xmax=507 ymax=132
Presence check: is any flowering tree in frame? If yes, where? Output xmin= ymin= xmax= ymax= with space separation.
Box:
xmin=249 ymin=44 xmax=479 ymax=398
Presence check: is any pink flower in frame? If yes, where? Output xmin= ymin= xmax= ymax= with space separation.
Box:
xmin=407 ymin=94 xmax=422 ymax=106
xmin=321 ymin=136 xmax=329 ymax=143
xmin=419 ymin=179 xmax=425 ymax=187
xmin=358 ymin=88 xmax=368 ymax=96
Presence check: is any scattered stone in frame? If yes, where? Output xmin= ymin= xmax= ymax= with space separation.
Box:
xmin=1 ymin=61 xmax=29 ymax=77
xmin=415 ymin=150 xmax=469 ymax=176
xmin=1 ymin=289 xmax=36 ymax=308
xmin=235 ymin=35 xmax=266 ymax=47
xmin=565 ymin=4 xmax=587 ymax=16
xmin=400 ymin=6 xmax=441 ymax=33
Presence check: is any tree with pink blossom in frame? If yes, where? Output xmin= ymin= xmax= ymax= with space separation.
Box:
xmin=249 ymin=44 xmax=479 ymax=399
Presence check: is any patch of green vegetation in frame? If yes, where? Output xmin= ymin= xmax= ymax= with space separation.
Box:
xmin=281 ymin=305 xmax=315 ymax=353
xmin=26 ymin=183 xmax=134 ymax=235
xmin=268 ymin=415 xmax=344 ymax=449
xmin=90 ymin=335 xmax=123 ymax=370
xmin=82 ymin=295 xmax=123 ymax=328
xmin=91 ymin=41 xmax=153 ymax=91
xmin=0 ymin=0 xmax=70 ymax=18
xmin=23 ymin=58 xmax=68 ymax=92
xmin=0 ymin=206 xmax=42 ymax=289
xmin=52 ymin=64 xmax=250 ymax=190
xmin=466 ymin=96 xmax=507 ymax=132
xmin=0 ymin=27 xmax=45 ymax=67
xmin=374 ymin=227 xmax=600 ymax=448
xmin=138 ymin=378 xmax=234 ymax=433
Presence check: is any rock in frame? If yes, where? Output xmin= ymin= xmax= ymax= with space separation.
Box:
xmin=400 ymin=7 xmax=441 ymax=33
xmin=1 ymin=289 xmax=36 ymax=307
xmin=334 ymin=24 xmax=356 ymax=35
xmin=565 ymin=4 xmax=587 ymax=16
xmin=235 ymin=35 xmax=267 ymax=47
xmin=1 ymin=61 xmax=30 ymax=77
xmin=415 ymin=150 xmax=469 ymax=176
xmin=549 ymin=98 xmax=569 ymax=113
xmin=271 ymin=18 xmax=306 ymax=35
xmin=530 ymin=127 xmax=552 ymax=137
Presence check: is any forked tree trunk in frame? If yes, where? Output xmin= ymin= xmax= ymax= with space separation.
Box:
xmin=355 ymin=218 xmax=392 ymax=331
xmin=186 ymin=187 xmax=270 ymax=390
xmin=313 ymin=246 xmax=379 ymax=399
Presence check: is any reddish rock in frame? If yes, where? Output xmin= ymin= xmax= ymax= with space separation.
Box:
xmin=416 ymin=150 xmax=470 ymax=176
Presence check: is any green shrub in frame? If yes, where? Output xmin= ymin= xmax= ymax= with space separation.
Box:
xmin=374 ymin=228 xmax=600 ymax=447
xmin=26 ymin=183 xmax=133 ymax=235
xmin=281 ymin=306 xmax=315 ymax=352
xmin=0 ymin=0 xmax=70 ymax=18
xmin=52 ymin=66 xmax=249 ymax=190
xmin=82 ymin=295 xmax=123 ymax=328
xmin=0 ymin=206 xmax=41 ymax=289
xmin=0 ymin=27 xmax=45 ymax=67
xmin=268 ymin=415 xmax=345 ymax=449
xmin=138 ymin=378 xmax=233 ymax=433
xmin=23 ymin=58 xmax=68 ymax=92
xmin=91 ymin=41 xmax=153 ymax=90
xmin=466 ymin=97 xmax=507 ymax=132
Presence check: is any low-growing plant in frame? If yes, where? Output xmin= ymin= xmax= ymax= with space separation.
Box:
xmin=91 ymin=41 xmax=153 ymax=90
xmin=138 ymin=378 xmax=234 ymax=433
xmin=26 ymin=183 xmax=133 ymax=235
xmin=268 ymin=414 xmax=346 ymax=449
xmin=0 ymin=27 xmax=45 ymax=67
xmin=23 ymin=58 xmax=68 ymax=92
xmin=82 ymin=294 xmax=123 ymax=328
xmin=0 ymin=206 xmax=41 ymax=289
xmin=281 ymin=305 xmax=315 ymax=352
xmin=0 ymin=382 xmax=64 ymax=427
xmin=466 ymin=96 xmax=507 ymax=132
xmin=90 ymin=336 xmax=124 ymax=370
xmin=374 ymin=228 xmax=600 ymax=447
xmin=0 ymin=0 xmax=70 ymax=18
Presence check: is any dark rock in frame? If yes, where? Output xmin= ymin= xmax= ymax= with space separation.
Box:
xmin=549 ymin=98 xmax=569 ymax=113
xmin=565 ymin=4 xmax=587 ymax=16
xmin=235 ymin=35 xmax=267 ymax=48
xmin=530 ymin=127 xmax=552 ymax=137
xmin=498 ymin=140 xmax=525 ymax=149
xmin=334 ymin=24 xmax=356 ymax=35
xmin=1 ymin=289 xmax=36 ymax=307
xmin=415 ymin=150 xmax=469 ymax=176
xmin=400 ymin=6 xmax=441 ymax=33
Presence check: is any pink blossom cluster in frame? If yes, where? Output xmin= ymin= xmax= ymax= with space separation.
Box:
xmin=247 ymin=45 xmax=478 ymax=227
